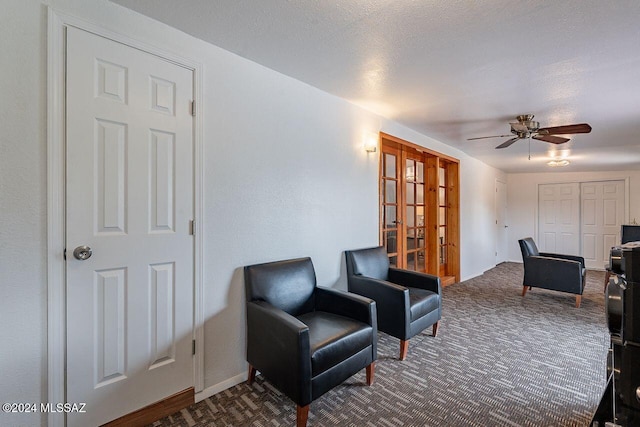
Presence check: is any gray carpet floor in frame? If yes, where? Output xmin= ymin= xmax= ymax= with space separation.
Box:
xmin=150 ymin=262 xmax=610 ymax=426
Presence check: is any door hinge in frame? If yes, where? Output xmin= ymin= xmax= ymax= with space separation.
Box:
xmin=191 ymin=100 xmax=196 ymax=116
xmin=190 ymin=219 xmax=195 ymax=235
xmin=63 ymin=248 xmax=67 ymax=260
xmin=192 ymin=339 xmax=196 ymax=355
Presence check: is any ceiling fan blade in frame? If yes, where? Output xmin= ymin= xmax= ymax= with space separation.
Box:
xmin=495 ymin=137 xmax=520 ymax=149
xmin=533 ymin=135 xmax=570 ymax=144
xmin=537 ymin=123 xmax=592 ymax=135
xmin=467 ymin=134 xmax=512 ymax=141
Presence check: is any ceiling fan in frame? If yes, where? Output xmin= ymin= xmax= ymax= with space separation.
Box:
xmin=468 ymin=114 xmax=592 ymax=149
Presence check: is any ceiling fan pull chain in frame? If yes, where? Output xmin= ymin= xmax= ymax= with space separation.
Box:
xmin=528 ymin=136 xmax=531 ymax=160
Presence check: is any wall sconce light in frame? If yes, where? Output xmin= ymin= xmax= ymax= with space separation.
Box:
xmin=364 ymin=132 xmax=378 ymax=152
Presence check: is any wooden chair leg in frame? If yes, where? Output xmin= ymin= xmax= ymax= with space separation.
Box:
xmin=399 ymin=339 xmax=409 ymax=361
xmin=432 ymin=321 xmax=440 ymax=337
xmin=522 ymin=286 xmax=528 ymax=297
xmin=247 ymin=364 xmax=256 ymax=385
xmin=604 ymin=269 xmax=611 ymax=293
xmin=296 ymin=404 xmax=310 ymax=427
xmin=575 ymin=295 xmax=581 ymax=308
xmin=366 ymin=362 xmax=375 ymax=386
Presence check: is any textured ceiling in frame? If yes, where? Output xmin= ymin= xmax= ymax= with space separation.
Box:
xmin=111 ymin=0 xmax=640 ymax=173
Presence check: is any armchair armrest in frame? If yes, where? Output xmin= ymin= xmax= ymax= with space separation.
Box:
xmin=315 ymin=287 xmax=376 ymax=327
xmin=246 ymin=301 xmax=311 ymax=404
xmin=525 ymin=256 xmax=584 ymax=294
xmin=348 ymin=275 xmax=409 ymax=306
xmin=539 ymin=252 xmax=585 ymax=268
xmin=388 ymin=268 xmax=442 ymax=294
xmin=348 ymin=275 xmax=410 ymax=339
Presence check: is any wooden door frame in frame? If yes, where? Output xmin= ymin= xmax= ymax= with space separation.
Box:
xmin=47 ymin=9 xmax=204 ymax=427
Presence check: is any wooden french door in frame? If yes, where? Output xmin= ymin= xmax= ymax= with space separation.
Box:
xmin=381 ymin=145 xmax=401 ymax=267
xmin=379 ymin=133 xmax=460 ymax=284
xmin=380 ymin=146 xmax=428 ymax=270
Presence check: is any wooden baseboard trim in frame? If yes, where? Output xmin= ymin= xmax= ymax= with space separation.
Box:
xmin=440 ymin=276 xmax=456 ymax=287
xmin=101 ymin=387 xmax=194 ymax=427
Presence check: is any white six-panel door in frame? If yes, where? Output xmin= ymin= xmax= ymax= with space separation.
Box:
xmin=65 ymin=27 xmax=194 ymax=426
xmin=538 ymin=183 xmax=580 ymax=255
xmin=538 ymin=181 xmax=626 ymax=269
xmin=495 ymin=180 xmax=508 ymax=263
xmin=581 ymin=181 xmax=625 ymax=269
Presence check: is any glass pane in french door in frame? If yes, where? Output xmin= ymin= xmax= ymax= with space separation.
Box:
xmin=381 ymin=150 xmax=400 ymax=267
xmin=404 ymin=157 xmax=427 ymax=271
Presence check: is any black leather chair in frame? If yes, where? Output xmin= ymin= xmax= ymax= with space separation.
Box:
xmin=345 ymin=246 xmax=441 ymax=361
xmin=244 ymin=257 xmax=377 ymax=427
xmin=518 ymin=237 xmax=586 ymax=307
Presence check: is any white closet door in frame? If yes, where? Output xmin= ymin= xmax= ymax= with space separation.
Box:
xmin=538 ymin=183 xmax=580 ymax=255
xmin=581 ymin=181 xmax=625 ymax=269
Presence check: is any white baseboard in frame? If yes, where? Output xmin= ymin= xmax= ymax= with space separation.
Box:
xmin=460 ymin=260 xmax=522 ymax=282
xmin=460 ymin=272 xmax=482 ymax=282
xmin=195 ymin=371 xmax=247 ymax=402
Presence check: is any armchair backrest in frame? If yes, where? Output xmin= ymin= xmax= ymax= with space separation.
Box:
xmin=244 ymin=257 xmax=316 ymax=316
xmin=622 ymin=225 xmax=640 ymax=244
xmin=519 ymin=237 xmax=540 ymax=259
xmin=345 ymin=246 xmax=390 ymax=280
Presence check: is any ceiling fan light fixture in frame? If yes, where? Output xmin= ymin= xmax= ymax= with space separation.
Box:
xmin=467 ymin=115 xmax=591 ymax=150
xmin=547 ymin=159 xmax=570 ymax=167
xmin=548 ymin=149 xmax=570 ymax=158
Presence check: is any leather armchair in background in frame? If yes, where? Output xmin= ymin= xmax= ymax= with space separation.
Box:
xmin=244 ymin=257 xmax=377 ymax=427
xmin=345 ymin=246 xmax=442 ymax=361
xmin=518 ymin=237 xmax=586 ymax=307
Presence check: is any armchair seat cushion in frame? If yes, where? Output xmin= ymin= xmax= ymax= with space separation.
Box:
xmin=297 ymin=311 xmax=373 ymax=377
xmin=408 ymin=288 xmax=440 ymax=322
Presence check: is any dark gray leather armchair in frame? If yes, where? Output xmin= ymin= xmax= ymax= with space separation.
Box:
xmin=518 ymin=237 xmax=586 ymax=307
xmin=345 ymin=246 xmax=441 ymax=361
xmin=244 ymin=257 xmax=377 ymax=427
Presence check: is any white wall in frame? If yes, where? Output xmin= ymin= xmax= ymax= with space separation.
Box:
xmin=0 ymin=2 xmax=48 ymax=427
xmin=458 ymin=158 xmax=508 ymax=278
xmin=0 ymin=1 xmax=503 ymax=425
xmin=507 ymin=170 xmax=640 ymax=262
